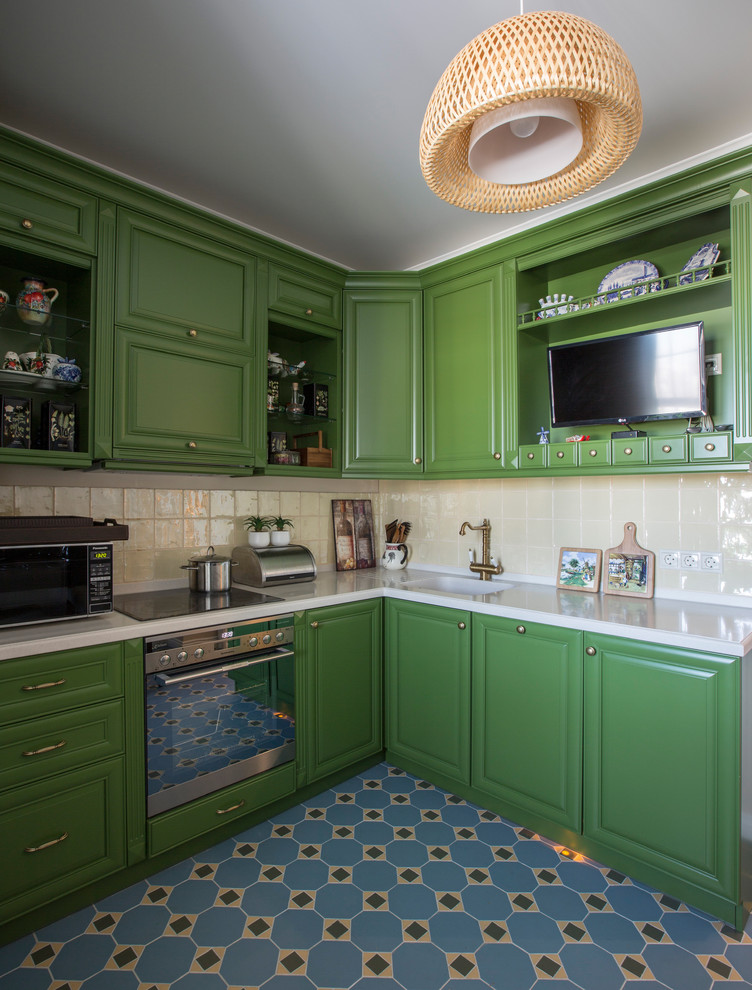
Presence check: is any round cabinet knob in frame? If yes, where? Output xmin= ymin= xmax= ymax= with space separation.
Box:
xmin=21 ymin=218 xmax=33 ymax=230
xmin=493 ymin=452 xmax=501 ymax=460
xmin=586 ymin=646 xmax=596 ymax=656
xmin=662 ymin=445 xmax=672 ymax=453
xmin=248 ymin=636 xmax=258 ymax=647
xmin=194 ymin=648 xmax=204 ymax=659
xmin=310 ymin=621 xmax=319 ymax=629
xmin=187 ymin=440 xmax=197 ymax=449
xmin=556 ymin=450 xmax=564 ymax=458
xmin=262 ymin=634 xmax=272 ymax=645
xmin=589 ymin=449 xmax=597 ymax=457
xmin=305 ymin=308 xmax=313 ymax=316
xmin=526 ymin=452 xmax=535 ymax=460
xmin=516 ymin=624 xmax=526 ymax=635
xmin=177 ymin=650 xmax=188 ymax=662
xmin=414 ymin=456 xmax=422 ymax=465
xmin=705 ymin=443 xmax=716 ymax=452
xmin=275 ymin=630 xmax=285 ymax=642
xmin=458 ymin=621 xmax=466 ymax=630
xmin=188 ymin=329 xmax=198 ymax=338
xmin=159 ymin=653 xmax=171 ymax=667
xmin=624 ymin=447 xmax=632 ymax=456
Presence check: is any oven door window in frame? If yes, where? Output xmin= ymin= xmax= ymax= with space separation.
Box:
xmin=145 ymin=650 xmax=295 ymax=816
xmin=0 ymin=545 xmax=88 ymax=625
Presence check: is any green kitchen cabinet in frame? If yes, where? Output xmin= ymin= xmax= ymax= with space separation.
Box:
xmin=302 ymin=599 xmax=383 ymax=783
xmin=471 ymin=614 xmax=583 ymax=837
xmin=343 ymin=279 xmax=423 ymax=476
xmin=269 ymin=262 xmax=342 ymax=330
xmin=583 ymin=633 xmax=739 ymax=917
xmin=423 ymin=265 xmax=514 ymax=475
xmin=385 ymin=598 xmax=471 ymax=788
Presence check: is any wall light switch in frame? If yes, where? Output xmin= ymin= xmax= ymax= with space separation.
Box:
xmin=705 ymin=353 xmax=722 ymax=376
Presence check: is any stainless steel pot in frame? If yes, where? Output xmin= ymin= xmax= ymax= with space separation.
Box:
xmin=181 ymin=546 xmax=237 ymax=593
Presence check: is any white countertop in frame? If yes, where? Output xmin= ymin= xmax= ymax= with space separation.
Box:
xmin=3 ymin=567 xmax=752 ymax=662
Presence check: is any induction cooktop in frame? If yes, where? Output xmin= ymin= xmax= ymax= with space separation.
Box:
xmin=114 ymin=586 xmax=283 ymax=622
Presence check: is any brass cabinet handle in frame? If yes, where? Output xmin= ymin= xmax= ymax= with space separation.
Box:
xmin=516 ymin=624 xmax=526 ymax=634
xmin=187 ymin=440 xmax=197 ymax=449
xmin=22 ymin=678 xmax=66 ymax=692
xmin=414 ymin=456 xmax=422 ymax=465
xmin=188 ymin=328 xmax=198 ymax=337
xmin=662 ymin=445 xmax=672 ymax=453
xmin=310 ymin=621 xmax=319 ymax=629
xmin=705 ymin=443 xmax=716 ymax=452
xmin=216 ymin=800 xmax=245 ymax=816
xmin=589 ymin=449 xmax=597 ymax=457
xmin=556 ymin=451 xmax=564 ymax=458
xmin=624 ymin=447 xmax=632 ymax=455
xmin=586 ymin=646 xmax=596 ymax=656
xmin=25 ymin=832 xmax=69 ymax=853
xmin=526 ymin=452 xmax=535 ymax=460
xmin=21 ymin=218 xmax=33 ymax=230
xmin=493 ymin=452 xmax=501 ymax=460
xmin=458 ymin=622 xmax=466 ymax=630
xmin=305 ymin=308 xmax=313 ymax=316
xmin=23 ymin=740 xmax=67 ymax=757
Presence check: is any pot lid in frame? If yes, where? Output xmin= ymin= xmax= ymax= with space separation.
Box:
xmin=188 ymin=545 xmax=233 ymax=564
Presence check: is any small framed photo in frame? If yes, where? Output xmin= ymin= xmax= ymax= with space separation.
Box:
xmin=557 ymin=547 xmax=602 ymax=593
xmin=604 ymin=551 xmax=654 ymax=598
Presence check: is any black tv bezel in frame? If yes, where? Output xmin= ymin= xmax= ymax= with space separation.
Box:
xmin=547 ymin=321 xmax=708 ymax=429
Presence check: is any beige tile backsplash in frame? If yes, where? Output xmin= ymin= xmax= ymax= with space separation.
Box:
xmin=1 ymin=471 xmax=751 ymax=599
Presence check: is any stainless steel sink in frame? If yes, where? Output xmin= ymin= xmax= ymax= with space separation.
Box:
xmin=402 ymin=574 xmax=514 ymax=595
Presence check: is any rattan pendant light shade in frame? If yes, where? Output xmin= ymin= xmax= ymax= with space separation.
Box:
xmin=419 ymin=11 xmax=642 ymax=213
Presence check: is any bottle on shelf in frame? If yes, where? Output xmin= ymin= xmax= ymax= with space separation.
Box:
xmin=286 ymin=381 xmax=305 ymax=422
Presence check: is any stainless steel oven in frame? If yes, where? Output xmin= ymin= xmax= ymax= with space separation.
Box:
xmin=145 ymin=613 xmax=295 ymax=817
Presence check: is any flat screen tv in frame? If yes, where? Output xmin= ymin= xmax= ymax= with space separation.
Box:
xmin=548 ymin=321 xmax=707 ymax=428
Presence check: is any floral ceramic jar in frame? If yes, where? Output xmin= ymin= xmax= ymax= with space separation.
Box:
xmin=16 ymin=277 xmax=59 ymax=328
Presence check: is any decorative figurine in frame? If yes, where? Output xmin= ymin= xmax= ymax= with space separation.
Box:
xmin=537 ymin=427 xmax=550 ymax=444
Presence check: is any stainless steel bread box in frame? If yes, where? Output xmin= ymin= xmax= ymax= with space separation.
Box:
xmin=232 ymin=544 xmax=317 ymax=586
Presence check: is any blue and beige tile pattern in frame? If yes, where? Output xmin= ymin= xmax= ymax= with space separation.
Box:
xmin=2 ymin=763 xmax=752 ymax=989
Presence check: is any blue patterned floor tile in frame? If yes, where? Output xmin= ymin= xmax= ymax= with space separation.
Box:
xmin=0 ymin=971 xmax=56 ymax=990
xmin=0 ymin=935 xmax=34 ymax=977
xmin=283 ymin=857 xmax=330 ymax=891
xmin=487 ymin=860 xmax=538 ymax=891
xmin=212 ymin=853 xmax=262 ymax=888
xmin=254 ymin=836 xmax=301 ymax=865
xmin=506 ymin=911 xmax=565 ymax=954
xmin=315 ymin=881 xmax=364 ymax=918
xmin=514 ymin=840 xmax=563 ymax=868
xmin=384 ymin=838 xmax=430 ymax=868
xmin=324 ymin=804 xmax=367 ymax=825
xmin=94 ymin=879 xmax=150 ymax=915
xmin=555 ymin=860 xmax=610 ymax=892
xmin=419 ymin=859 xmax=468 ymax=891
xmin=165 ymin=878 xmax=220 ymax=914
xmin=449 ymin=838 xmax=496 ymax=868
xmin=48 ymin=933 xmax=115 ymax=981
xmin=306 ymin=938 xmax=364 ymax=989
xmin=382 ymin=803 xmax=422 ymax=826
xmin=320 ymin=837 xmax=369 ymax=866
xmin=353 ymin=820 xmax=396 ymax=845
xmin=603 ymin=882 xmax=665 ymax=921
xmin=190 ymin=905 xmax=248 ymax=947
xmin=292 ymin=819 xmax=334 ymax=844
xmin=350 ymin=979 xmax=403 ymax=990
xmin=407 ymin=790 xmax=449 ymax=810
xmin=354 ymin=789 xmax=392 ymax=808
xmin=256 ymin=974 xmax=316 ymax=989
xmin=532 ymin=884 xmax=588 ymax=921
xmin=80 ymin=971 xmax=140 ymax=990
xmin=558 ymin=942 xmax=625 ymax=990
xmin=583 ymin=911 xmax=645 ymax=954
xmin=391 ymin=941 xmax=449 ymax=990
xmin=350 ymin=909 xmax=404 ymax=951
xmin=642 ymin=943 xmax=714 ymax=989
xmin=461 ymin=883 xmax=512 ymax=921
xmin=133 ymin=935 xmax=197 ymax=983
xmin=428 ymin=910 xmax=483 ymax=952
xmin=474 ymin=819 xmax=519 ymax=846
xmin=241 ymin=880 xmax=290 ymax=917
xmin=387 ymin=882 xmax=438 ymax=920
xmin=220 ymin=937 xmax=279 ymax=985
xmin=351 ymin=859 xmax=399 ymax=891
xmin=443 ymin=981 xmax=493 ymax=990
xmin=475 ymin=942 xmax=537 ymax=989
xmin=171 ymin=973 xmax=227 ymax=990
xmin=271 ymin=908 xmax=324 ymax=950
xmin=111 ymin=903 xmax=171 ymax=945
xmin=440 ymin=804 xmax=484 ymax=827
xmin=660 ymin=911 xmax=728 ymax=953
xmin=146 ymin=858 xmax=196 ymax=886
xmin=35 ymin=904 xmax=97 ymax=943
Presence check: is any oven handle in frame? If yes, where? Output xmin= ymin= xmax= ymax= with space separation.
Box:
xmin=154 ymin=647 xmax=294 ymax=685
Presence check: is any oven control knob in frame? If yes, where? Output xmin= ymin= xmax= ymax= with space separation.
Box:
xmin=262 ymin=634 xmax=272 ymax=645
xmin=194 ymin=648 xmax=204 ymax=660
xmin=177 ymin=651 xmax=188 ymax=662
xmin=248 ymin=636 xmax=258 ymax=648
xmin=159 ymin=654 xmax=171 ymax=667
xmin=275 ymin=630 xmax=285 ymax=642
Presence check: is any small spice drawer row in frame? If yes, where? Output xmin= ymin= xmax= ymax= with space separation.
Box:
xmin=518 ymin=431 xmax=733 ymax=471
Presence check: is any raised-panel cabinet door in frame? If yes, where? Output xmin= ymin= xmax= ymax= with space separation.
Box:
xmin=269 ymin=264 xmax=342 ymax=329
xmin=343 ymin=286 xmax=422 ymax=476
xmin=116 ymin=209 xmax=255 ymax=348
xmin=304 ymin=600 xmax=382 ymax=783
xmin=113 ymin=328 xmax=254 ymax=464
xmin=386 ymin=599 xmax=471 ymax=787
xmin=472 ymin=614 xmax=583 ymax=835
xmin=424 ymin=267 xmax=505 ymax=475
xmin=584 ymin=634 xmax=739 ymax=903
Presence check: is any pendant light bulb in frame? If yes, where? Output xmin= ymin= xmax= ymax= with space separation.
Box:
xmin=510 ymin=116 xmax=539 ymax=139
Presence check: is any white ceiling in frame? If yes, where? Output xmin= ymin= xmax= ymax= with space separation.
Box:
xmin=2 ymin=0 xmax=752 ymax=271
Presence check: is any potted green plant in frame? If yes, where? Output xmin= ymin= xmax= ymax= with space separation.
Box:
xmin=270 ymin=515 xmax=294 ymax=546
xmin=243 ymin=514 xmax=272 ymax=548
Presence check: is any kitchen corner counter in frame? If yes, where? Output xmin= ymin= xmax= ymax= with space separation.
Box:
xmin=2 ymin=567 xmax=752 ymax=662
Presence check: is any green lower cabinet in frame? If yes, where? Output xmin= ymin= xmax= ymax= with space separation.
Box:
xmin=471 ymin=615 xmax=583 ymax=836
xmin=583 ymin=634 xmax=739 ymax=915
xmin=303 ymin=600 xmax=383 ymax=783
xmin=386 ymin=599 xmax=471 ymax=787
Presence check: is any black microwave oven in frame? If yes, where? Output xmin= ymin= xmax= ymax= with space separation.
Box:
xmin=0 ymin=516 xmax=129 ymax=628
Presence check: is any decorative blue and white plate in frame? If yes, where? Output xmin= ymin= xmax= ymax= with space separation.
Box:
xmin=679 ymin=242 xmax=720 ymax=285
xmin=596 ymin=260 xmax=660 ymax=303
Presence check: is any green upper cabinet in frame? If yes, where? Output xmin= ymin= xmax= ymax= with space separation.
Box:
xmin=302 ymin=600 xmax=383 ymax=784
xmin=0 ymin=159 xmax=97 ymax=255
xmin=268 ymin=262 xmax=342 ymax=330
xmin=583 ymin=633 xmax=739 ymax=914
xmin=385 ymin=598 xmax=471 ymax=788
xmin=343 ymin=279 xmax=422 ymax=476
xmin=471 ymin=614 xmax=583 ymax=838
xmin=116 ymin=208 xmax=255 ymax=349
xmin=424 ymin=265 xmax=514 ymax=475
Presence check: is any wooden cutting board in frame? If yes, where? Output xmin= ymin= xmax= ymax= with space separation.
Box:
xmin=604 ymin=521 xmax=655 ymax=598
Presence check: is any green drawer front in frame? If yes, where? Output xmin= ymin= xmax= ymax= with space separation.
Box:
xmin=690 ymin=432 xmax=732 ymax=462
xmin=0 ymin=643 xmax=123 ymax=725
xmin=579 ymin=440 xmax=611 ymax=467
xmin=649 ymin=435 xmax=687 ymax=463
xmin=548 ymin=443 xmax=577 ymax=468
xmin=148 ymin=761 xmax=296 ymax=856
xmin=611 ymin=437 xmax=648 ymax=466
xmin=269 ymin=265 xmax=342 ymax=329
xmin=518 ymin=444 xmax=546 ymax=468
xmin=0 ymin=700 xmax=123 ymax=790
xmin=0 ymin=758 xmax=125 ymax=924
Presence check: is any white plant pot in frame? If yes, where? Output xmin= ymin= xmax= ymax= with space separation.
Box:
xmin=247 ymin=531 xmax=271 ymax=548
xmin=271 ymin=531 xmax=291 ymax=546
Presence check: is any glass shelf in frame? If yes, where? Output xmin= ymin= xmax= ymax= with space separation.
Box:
xmin=0 ymin=301 xmax=90 ymax=341
xmin=267 ymin=410 xmax=336 ymax=425
xmin=267 ymin=363 xmax=335 ymax=382
xmin=0 ymin=368 xmax=84 ymax=393
xmin=517 ymin=259 xmax=732 ymax=328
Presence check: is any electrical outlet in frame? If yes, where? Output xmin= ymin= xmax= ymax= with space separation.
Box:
xmin=681 ymin=552 xmax=701 ymax=569
xmin=659 ymin=550 xmax=680 ymax=569
xmin=705 ymin=353 xmax=722 ymax=376
xmin=701 ymin=552 xmax=723 ymax=572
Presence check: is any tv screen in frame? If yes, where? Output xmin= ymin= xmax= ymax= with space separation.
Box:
xmin=548 ymin=322 xmax=707 ymax=428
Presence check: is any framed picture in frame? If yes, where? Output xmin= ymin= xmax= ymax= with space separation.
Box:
xmin=331 ymin=499 xmax=357 ymax=571
xmin=557 ymin=547 xmax=602 ymax=593
xmin=604 ymin=522 xmax=655 ymax=598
